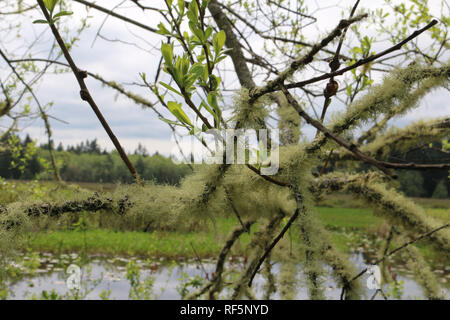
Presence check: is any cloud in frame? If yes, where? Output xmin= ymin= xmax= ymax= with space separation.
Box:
xmin=3 ymin=0 xmax=448 ymax=155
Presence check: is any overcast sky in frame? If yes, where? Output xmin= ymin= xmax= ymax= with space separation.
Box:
xmin=2 ymin=0 xmax=449 ymax=156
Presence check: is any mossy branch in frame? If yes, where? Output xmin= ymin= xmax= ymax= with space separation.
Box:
xmin=0 ymin=194 xmax=132 ymax=218
xmin=347 ymin=222 xmax=449 ymax=293
xmin=185 ymin=220 xmax=255 ymax=300
xmin=281 ymin=85 xmax=396 ymax=178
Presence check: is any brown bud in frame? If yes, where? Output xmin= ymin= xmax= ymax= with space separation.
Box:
xmin=80 ymin=89 xmax=89 ymax=101
xmin=78 ymin=69 xmax=88 ymax=79
xmin=323 ymin=80 xmax=339 ymax=98
xmin=328 ymin=58 xmax=341 ymax=72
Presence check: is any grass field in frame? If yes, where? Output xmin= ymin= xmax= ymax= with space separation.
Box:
xmin=25 ymin=205 xmax=448 ymax=260
xmin=3 ymin=180 xmax=448 ymax=262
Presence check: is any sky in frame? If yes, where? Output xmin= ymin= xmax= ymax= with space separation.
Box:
xmin=1 ymin=0 xmax=449 ymax=156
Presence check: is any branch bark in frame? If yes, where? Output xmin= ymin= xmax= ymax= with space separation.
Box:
xmin=208 ymin=0 xmax=256 ymax=89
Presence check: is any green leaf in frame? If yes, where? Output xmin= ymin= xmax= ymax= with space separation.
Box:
xmin=189 ymin=63 xmax=204 ymax=78
xmin=53 ymin=11 xmax=73 ymax=19
xmin=201 ymin=0 xmax=210 ymax=11
xmin=167 ymin=101 xmax=192 ymax=126
xmin=159 ymin=117 xmax=186 ymax=127
xmin=189 ymin=22 xmax=204 ymax=42
xmin=177 ymin=0 xmax=185 ymax=15
xmin=208 ymin=74 xmax=220 ymax=91
xmin=188 ymin=0 xmax=199 ymax=21
xmin=44 ymin=0 xmax=58 ymax=14
xmin=207 ymin=93 xmax=221 ymax=125
xmin=33 ymin=19 xmax=49 ymax=24
xmin=173 ymin=58 xmax=183 ymax=86
xmin=159 ymin=81 xmax=182 ymax=96
xmin=186 ymin=10 xmax=196 ymax=23
xmin=184 ymin=74 xmax=199 ymax=91
xmin=216 ymin=30 xmax=226 ymax=50
xmin=213 ymin=30 xmax=226 ymax=54
xmin=181 ymin=55 xmax=190 ymax=76
xmin=214 ymin=54 xmax=228 ymax=64
xmin=200 ymin=100 xmax=214 ymax=115
xmin=161 ymin=43 xmax=174 ymax=66
xmin=157 ymin=23 xmax=171 ymax=36
xmin=204 ymin=27 xmax=213 ymax=40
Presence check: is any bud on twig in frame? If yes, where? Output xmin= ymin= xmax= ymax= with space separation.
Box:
xmin=323 ymin=79 xmax=339 ymax=98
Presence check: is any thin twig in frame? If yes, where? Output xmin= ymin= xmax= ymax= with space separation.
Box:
xmin=285 ymin=19 xmax=438 ymax=90
xmin=73 ymin=0 xmax=158 ymax=33
xmin=349 ymin=223 xmax=450 ymax=284
xmin=248 ymin=208 xmax=300 ymax=287
xmin=224 ymin=187 xmax=248 ymax=233
xmin=36 ymin=0 xmax=143 ymax=185
xmin=0 ymin=49 xmax=62 ymax=182
xmin=250 ymin=14 xmax=368 ymax=101
xmin=190 ymin=242 xmax=209 ymax=280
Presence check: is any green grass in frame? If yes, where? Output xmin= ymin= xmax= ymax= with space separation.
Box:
xmin=7 ymin=179 xmax=445 ymax=260
xmin=24 ymin=205 xmax=448 ymax=258
xmin=316 ymin=192 xmax=450 ymax=210
xmin=315 ymin=207 xmax=382 ymax=230
xmin=25 ymin=217 xmax=255 ymax=258
xmin=22 ymin=207 xmax=386 ymax=257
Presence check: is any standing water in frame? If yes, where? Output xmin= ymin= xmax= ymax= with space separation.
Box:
xmin=4 ymin=252 xmax=449 ymax=300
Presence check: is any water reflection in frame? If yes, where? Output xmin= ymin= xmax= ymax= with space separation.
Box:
xmin=6 ymin=252 xmax=449 ymax=300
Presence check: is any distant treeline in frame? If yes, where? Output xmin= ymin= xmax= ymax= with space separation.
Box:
xmin=324 ymin=140 xmax=449 ymax=199
xmin=0 ymin=135 xmax=191 ymax=185
xmin=0 ymin=135 xmax=448 ymax=197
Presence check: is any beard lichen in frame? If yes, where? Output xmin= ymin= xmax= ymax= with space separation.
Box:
xmin=328 ymin=63 xmax=450 ymax=135
xmin=401 ymin=244 xmax=444 ymax=300
xmin=1 ymin=60 xmax=449 ymax=299
xmin=278 ymin=254 xmax=298 ymax=299
xmin=276 ymin=94 xmax=301 ymax=146
xmin=232 ymin=88 xmax=270 ymax=129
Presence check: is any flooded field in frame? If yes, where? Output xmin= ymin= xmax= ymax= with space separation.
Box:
xmin=4 ymin=250 xmax=449 ymax=300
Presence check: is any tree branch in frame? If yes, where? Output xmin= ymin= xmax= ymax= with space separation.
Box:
xmin=250 ymin=14 xmax=368 ymax=101
xmin=36 ymin=0 xmax=143 ymax=185
xmin=281 ymin=85 xmax=396 ymax=178
xmin=208 ymin=0 xmax=256 ymax=89
xmin=248 ymin=208 xmax=300 ymax=287
xmin=349 ymin=223 xmax=450 ymax=284
xmin=73 ymin=0 xmax=158 ymax=34
xmin=285 ymin=19 xmax=438 ymax=90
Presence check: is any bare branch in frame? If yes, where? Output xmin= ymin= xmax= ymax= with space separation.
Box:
xmin=250 ymin=14 xmax=368 ymax=101
xmin=73 ymin=0 xmax=158 ymax=34
xmin=36 ymin=0 xmax=143 ymax=185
